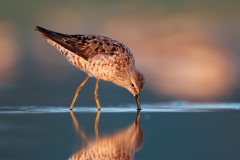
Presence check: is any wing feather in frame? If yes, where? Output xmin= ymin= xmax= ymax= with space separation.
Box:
xmin=35 ymin=26 xmax=130 ymax=61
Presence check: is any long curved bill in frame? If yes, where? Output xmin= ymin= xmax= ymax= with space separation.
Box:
xmin=135 ymin=94 xmax=142 ymax=110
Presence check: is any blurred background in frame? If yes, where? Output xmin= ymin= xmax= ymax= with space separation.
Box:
xmin=0 ymin=0 xmax=240 ymax=107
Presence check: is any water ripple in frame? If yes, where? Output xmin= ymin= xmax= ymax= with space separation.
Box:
xmin=0 ymin=102 xmax=239 ymax=114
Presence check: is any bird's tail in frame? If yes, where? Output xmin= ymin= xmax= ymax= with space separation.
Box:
xmin=35 ymin=26 xmax=76 ymax=53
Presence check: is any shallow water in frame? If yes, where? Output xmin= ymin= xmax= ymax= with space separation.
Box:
xmin=1 ymin=103 xmax=240 ymax=160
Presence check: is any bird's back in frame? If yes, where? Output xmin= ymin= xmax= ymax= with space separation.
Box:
xmin=35 ymin=26 xmax=136 ymax=81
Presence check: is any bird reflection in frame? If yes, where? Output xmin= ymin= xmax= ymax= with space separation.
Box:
xmin=69 ymin=111 xmax=143 ymax=160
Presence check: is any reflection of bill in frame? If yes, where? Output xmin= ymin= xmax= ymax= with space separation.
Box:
xmin=69 ymin=111 xmax=143 ymax=160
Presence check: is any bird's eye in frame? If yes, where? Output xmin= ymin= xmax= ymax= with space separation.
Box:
xmin=131 ymin=83 xmax=135 ymax=87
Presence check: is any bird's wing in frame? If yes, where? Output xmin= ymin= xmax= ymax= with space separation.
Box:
xmin=35 ymin=26 xmax=129 ymax=60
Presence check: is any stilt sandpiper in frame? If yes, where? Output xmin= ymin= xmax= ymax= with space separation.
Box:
xmin=35 ymin=26 xmax=144 ymax=110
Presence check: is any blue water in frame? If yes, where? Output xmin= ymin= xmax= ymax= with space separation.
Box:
xmin=0 ymin=103 xmax=240 ymax=160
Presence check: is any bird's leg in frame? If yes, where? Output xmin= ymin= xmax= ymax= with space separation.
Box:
xmin=70 ymin=111 xmax=90 ymax=144
xmin=94 ymin=79 xmax=101 ymax=110
xmin=69 ymin=76 xmax=91 ymax=110
xmin=94 ymin=110 xmax=101 ymax=141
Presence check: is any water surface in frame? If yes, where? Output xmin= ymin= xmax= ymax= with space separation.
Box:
xmin=1 ymin=103 xmax=240 ymax=160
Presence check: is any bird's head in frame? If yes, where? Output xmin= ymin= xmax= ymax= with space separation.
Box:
xmin=127 ymin=69 xmax=144 ymax=96
xmin=118 ymin=68 xmax=144 ymax=110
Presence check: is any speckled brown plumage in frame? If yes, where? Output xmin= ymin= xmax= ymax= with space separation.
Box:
xmin=35 ymin=26 xmax=144 ymax=110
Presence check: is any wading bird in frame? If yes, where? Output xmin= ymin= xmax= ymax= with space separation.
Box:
xmin=35 ymin=26 xmax=144 ymax=110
